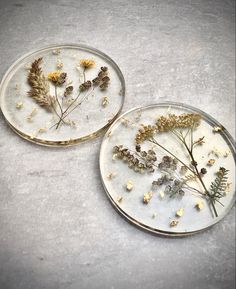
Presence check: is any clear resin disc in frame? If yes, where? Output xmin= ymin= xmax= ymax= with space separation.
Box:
xmin=99 ymin=102 xmax=235 ymax=236
xmin=0 ymin=44 xmax=125 ymax=146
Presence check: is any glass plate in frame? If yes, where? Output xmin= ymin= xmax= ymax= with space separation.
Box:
xmin=99 ymin=102 xmax=235 ymax=236
xmin=0 ymin=44 xmax=125 ymax=146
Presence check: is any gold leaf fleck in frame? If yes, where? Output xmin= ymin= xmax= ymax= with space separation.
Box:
xmin=170 ymin=220 xmax=179 ymax=227
xmin=16 ymin=101 xmax=23 ymax=109
xmin=126 ymin=180 xmax=133 ymax=192
xmin=176 ymin=208 xmax=184 ymax=217
xmin=143 ymin=192 xmax=153 ymax=204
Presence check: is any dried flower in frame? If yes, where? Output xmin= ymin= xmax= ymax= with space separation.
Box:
xmin=48 ymin=71 xmax=67 ymax=85
xmin=152 ymin=174 xmax=173 ymax=187
xmin=28 ymin=58 xmax=54 ymax=108
xmin=79 ymin=80 xmax=92 ymax=92
xmin=80 ymin=59 xmax=95 ymax=68
xmin=135 ymin=124 xmax=157 ymax=144
xmin=92 ymin=67 xmax=110 ymax=90
xmin=158 ymin=156 xmax=178 ymax=172
xmin=143 ymin=192 xmax=153 ymax=204
xmin=113 ymin=145 xmax=156 ymax=173
xmin=64 ymin=86 xmax=74 ymax=97
xmin=156 ymin=113 xmax=201 ymax=132
xmin=200 ymin=168 xmax=207 ymax=175
xmin=165 ymin=179 xmax=185 ymax=198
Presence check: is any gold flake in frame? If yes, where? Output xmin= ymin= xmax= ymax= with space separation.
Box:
xmin=106 ymin=172 xmax=116 ymax=180
xmin=102 ymin=96 xmax=109 ymax=107
xmin=212 ymin=126 xmax=224 ymax=133
xmin=27 ymin=108 xmax=38 ymax=122
xmin=16 ymin=101 xmax=23 ymax=109
xmin=117 ymin=196 xmax=123 ymax=203
xmin=195 ymin=200 xmax=204 ymax=211
xmin=159 ymin=191 xmax=165 ymax=199
xmin=143 ymin=192 xmax=153 ymax=204
xmin=38 ymin=128 xmax=47 ymax=134
xmin=170 ymin=220 xmax=179 ymax=227
xmin=176 ymin=208 xmax=184 ymax=217
xmin=126 ymin=180 xmax=133 ymax=192
xmin=207 ymin=159 xmax=215 ymax=166
xmin=52 ymin=48 xmax=61 ymax=55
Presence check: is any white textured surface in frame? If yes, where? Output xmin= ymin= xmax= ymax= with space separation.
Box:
xmin=0 ymin=1 xmax=235 ymax=289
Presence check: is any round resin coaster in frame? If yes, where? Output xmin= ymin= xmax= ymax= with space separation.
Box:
xmin=100 ymin=102 xmax=235 ymax=236
xmin=0 ymin=44 xmax=125 ymax=146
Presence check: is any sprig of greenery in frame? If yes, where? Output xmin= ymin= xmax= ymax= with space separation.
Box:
xmin=209 ymin=167 xmax=229 ymax=202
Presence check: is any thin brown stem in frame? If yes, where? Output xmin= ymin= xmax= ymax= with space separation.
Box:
xmin=55 ymin=85 xmax=63 ymax=114
xmin=181 ymin=135 xmax=218 ymax=217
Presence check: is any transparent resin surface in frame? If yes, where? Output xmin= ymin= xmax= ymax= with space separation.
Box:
xmin=100 ymin=103 xmax=235 ymax=236
xmin=0 ymin=44 xmax=125 ymax=146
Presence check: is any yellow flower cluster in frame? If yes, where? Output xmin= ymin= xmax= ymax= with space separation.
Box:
xmin=135 ymin=113 xmax=201 ymax=144
xmin=135 ymin=124 xmax=157 ymax=144
xmin=156 ymin=113 xmax=201 ymax=132
xmin=47 ymin=71 xmax=66 ymax=85
xmin=80 ymin=59 xmax=95 ymax=68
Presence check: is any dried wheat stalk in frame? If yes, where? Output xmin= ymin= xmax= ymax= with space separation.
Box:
xmin=27 ymin=58 xmax=54 ymax=108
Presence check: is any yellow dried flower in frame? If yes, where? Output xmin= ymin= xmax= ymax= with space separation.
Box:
xmin=135 ymin=124 xmax=157 ymax=144
xmin=135 ymin=113 xmax=201 ymax=144
xmin=48 ymin=71 xmax=67 ymax=85
xmin=156 ymin=113 xmax=201 ymax=132
xmin=80 ymin=59 xmax=95 ymax=68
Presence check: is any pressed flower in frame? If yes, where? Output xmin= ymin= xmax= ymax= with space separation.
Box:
xmin=80 ymin=59 xmax=95 ymax=68
xmin=48 ymin=71 xmax=67 ymax=85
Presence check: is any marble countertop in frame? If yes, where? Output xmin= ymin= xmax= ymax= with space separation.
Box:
xmin=0 ymin=1 xmax=235 ymax=289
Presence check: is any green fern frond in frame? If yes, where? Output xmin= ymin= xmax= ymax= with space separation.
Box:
xmin=209 ymin=167 xmax=229 ymax=201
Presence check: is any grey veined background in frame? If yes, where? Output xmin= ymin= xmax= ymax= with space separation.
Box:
xmin=0 ymin=0 xmax=235 ymax=289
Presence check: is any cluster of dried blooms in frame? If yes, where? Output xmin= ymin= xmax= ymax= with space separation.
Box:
xmin=27 ymin=57 xmax=111 ymax=129
xmin=112 ymin=112 xmax=231 ymax=221
xmin=113 ymin=145 xmax=157 ymax=173
xmin=135 ymin=113 xmax=201 ymax=144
